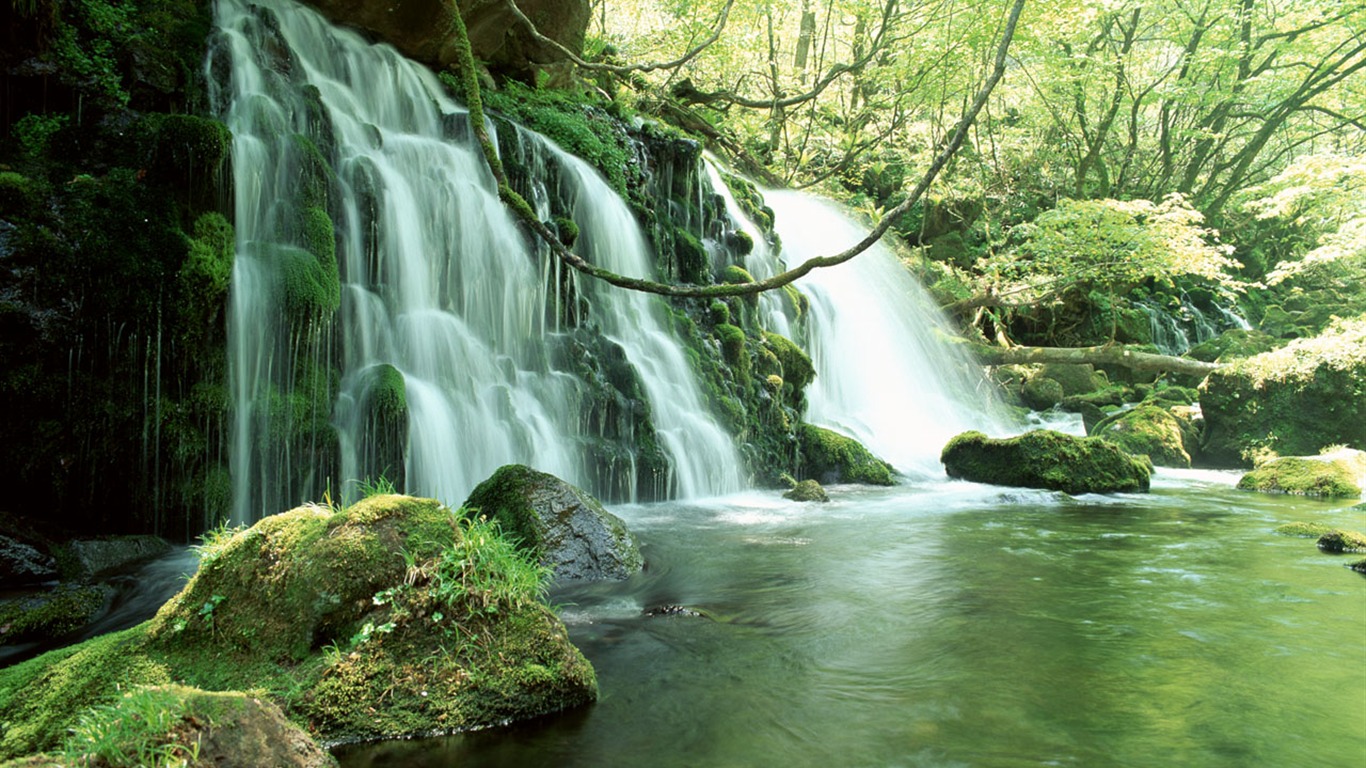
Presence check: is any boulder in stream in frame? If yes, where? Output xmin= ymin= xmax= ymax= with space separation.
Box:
xmin=464 ymin=465 xmax=643 ymax=582
xmin=1236 ymin=449 xmax=1366 ymax=498
xmin=798 ymin=425 xmax=895 ymax=486
xmin=941 ymin=429 xmax=1151 ymax=494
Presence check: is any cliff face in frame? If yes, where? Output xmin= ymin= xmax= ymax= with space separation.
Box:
xmin=298 ymin=0 xmax=590 ymax=80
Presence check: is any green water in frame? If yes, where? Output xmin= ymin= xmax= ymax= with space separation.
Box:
xmin=337 ymin=471 xmax=1366 ymax=767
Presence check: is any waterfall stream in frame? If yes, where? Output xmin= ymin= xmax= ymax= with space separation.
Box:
xmin=212 ymin=0 xmax=739 ymax=521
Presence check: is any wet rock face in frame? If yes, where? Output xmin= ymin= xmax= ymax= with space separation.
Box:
xmin=464 ymin=465 xmax=644 ymax=582
xmin=298 ymin=0 xmax=590 ymax=79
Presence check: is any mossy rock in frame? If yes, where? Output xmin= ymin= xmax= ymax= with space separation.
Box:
xmin=1060 ymin=384 xmax=1134 ymax=411
xmin=1274 ymin=522 xmax=1339 ymax=539
xmin=38 ymin=684 xmax=336 ymax=768
xmin=941 ymin=429 xmax=1151 ymax=494
xmin=761 ymin=332 xmax=813 ymax=389
xmin=1200 ymin=315 xmax=1366 ymax=466
xmin=783 ymin=479 xmax=829 ymax=503
xmin=1094 ymin=405 xmax=1193 ymax=468
xmin=0 ymin=584 xmax=109 ymax=645
xmin=1236 ymin=451 xmax=1366 ymax=498
xmin=1039 ymin=364 xmax=1108 ymax=396
xmin=798 ymin=425 xmax=895 ymax=486
xmin=462 ymin=465 xmax=643 ymax=581
xmin=1316 ymin=530 xmax=1366 ymax=553
xmin=0 ymin=494 xmax=600 ymax=750
xmin=1021 ymin=375 xmax=1064 ymax=411
xmin=1187 ymin=329 xmax=1283 ymax=363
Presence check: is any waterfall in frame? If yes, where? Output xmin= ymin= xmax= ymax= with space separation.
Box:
xmin=1138 ymin=294 xmax=1249 ymax=356
xmin=211 ymin=0 xmax=740 ymax=521
xmin=717 ymin=187 xmax=1010 ymax=479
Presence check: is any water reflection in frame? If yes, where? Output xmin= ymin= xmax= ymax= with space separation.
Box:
xmin=338 ymin=475 xmax=1366 ymax=767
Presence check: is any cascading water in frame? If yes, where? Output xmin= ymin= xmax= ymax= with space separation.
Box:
xmin=1139 ymin=293 xmax=1250 ymax=356
xmin=714 ymin=186 xmax=1010 ymax=478
xmin=211 ymin=0 xmax=740 ymax=521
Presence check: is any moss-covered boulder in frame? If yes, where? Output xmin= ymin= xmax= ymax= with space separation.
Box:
xmin=1187 ymin=328 xmax=1283 ymax=363
xmin=1317 ymin=530 xmax=1366 ymax=553
xmin=1093 ymin=405 xmax=1194 ymax=468
xmin=0 ymin=585 xmax=110 ymax=646
xmin=1021 ymin=374 xmax=1064 ymax=411
xmin=463 ymin=465 xmax=643 ymax=581
xmin=1236 ymin=450 xmax=1366 ymax=498
xmin=0 ymin=495 xmax=596 ymax=758
xmin=783 ymin=479 xmax=829 ymax=503
xmin=1200 ymin=315 xmax=1366 ymax=466
xmin=13 ymin=685 xmax=337 ymax=768
xmin=798 ymin=425 xmax=895 ymax=486
xmin=941 ymin=430 xmax=1151 ymax=494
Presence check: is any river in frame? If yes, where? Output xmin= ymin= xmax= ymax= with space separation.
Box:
xmin=337 ymin=470 xmax=1366 ymax=767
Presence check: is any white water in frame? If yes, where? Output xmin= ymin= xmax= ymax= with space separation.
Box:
xmin=213 ymin=0 xmax=740 ymax=521
xmin=758 ymin=192 xmax=1010 ymax=478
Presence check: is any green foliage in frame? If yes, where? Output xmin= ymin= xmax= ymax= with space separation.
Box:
xmin=10 ymin=114 xmax=67 ymax=160
xmin=0 ymin=585 xmax=107 ymax=644
xmin=432 ymin=515 xmax=552 ymax=619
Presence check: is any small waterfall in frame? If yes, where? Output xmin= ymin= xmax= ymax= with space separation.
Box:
xmin=756 ymin=192 xmax=1009 ymax=478
xmin=212 ymin=0 xmax=741 ymax=521
xmin=1138 ymin=294 xmax=1249 ymax=356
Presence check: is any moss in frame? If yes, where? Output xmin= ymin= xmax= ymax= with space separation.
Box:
xmin=727 ymin=229 xmax=754 ymax=255
xmin=1275 ymin=522 xmax=1338 ymax=538
xmin=1200 ymin=315 xmax=1366 ymax=465
xmin=1021 ymin=375 xmax=1064 ymax=410
xmin=1236 ymin=456 xmax=1363 ymax=498
xmin=0 ymin=584 xmax=107 ymax=645
xmin=722 ymin=264 xmax=755 ymax=285
xmin=941 ymin=429 xmax=1152 ymax=494
xmin=0 ymin=625 xmax=172 ymax=759
xmin=1187 ymin=329 xmax=1283 ymax=363
xmin=1316 ymin=530 xmax=1366 ymax=553
xmin=552 ymin=215 xmax=579 ymax=247
xmin=1094 ymin=405 xmax=1192 ymax=468
xmin=672 ymin=227 xmax=708 ymax=284
xmin=459 ymin=465 xmax=542 ymax=552
xmin=783 ymin=479 xmax=829 ymax=503
xmin=799 ymin=425 xmax=895 ymax=486
xmin=709 ymin=299 xmax=731 ymax=325
xmin=762 ymin=331 xmax=815 ymax=399
xmin=714 ymin=323 xmax=747 ymax=366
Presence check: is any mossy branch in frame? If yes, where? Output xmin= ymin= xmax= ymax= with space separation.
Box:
xmin=450 ymin=0 xmax=1026 ymax=298
xmin=963 ymin=342 xmax=1223 ymax=377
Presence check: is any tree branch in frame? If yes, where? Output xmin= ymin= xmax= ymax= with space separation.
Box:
xmin=450 ymin=0 xmax=1028 ymax=298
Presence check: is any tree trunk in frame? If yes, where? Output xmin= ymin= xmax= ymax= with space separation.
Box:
xmin=966 ymin=343 xmax=1222 ymax=377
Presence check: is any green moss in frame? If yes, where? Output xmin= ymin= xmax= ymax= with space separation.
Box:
xmin=1274 ymin=522 xmax=1337 ymax=538
xmin=709 ymin=299 xmax=731 ymax=325
xmin=727 ymin=230 xmax=754 ymax=255
xmin=0 ymin=625 xmax=172 ymax=759
xmin=799 ymin=425 xmax=895 ymax=486
xmin=673 ymin=227 xmax=708 ymax=284
xmin=722 ymin=265 xmax=755 ymax=285
xmin=460 ymin=465 xmax=542 ymax=552
xmin=1094 ymin=405 xmax=1192 ymax=468
xmin=552 ymin=215 xmax=579 ymax=247
xmin=0 ymin=585 xmax=107 ymax=645
xmin=941 ymin=429 xmax=1152 ymax=494
xmin=714 ymin=323 xmax=747 ymax=366
xmin=1236 ymin=456 xmax=1363 ymax=498
xmin=1200 ymin=315 xmax=1366 ymax=465
xmin=1021 ymin=375 xmax=1064 ymax=410
xmin=783 ymin=479 xmax=829 ymax=503
xmin=762 ymin=332 xmax=815 ymax=398
xmin=1317 ymin=530 xmax=1366 ymax=553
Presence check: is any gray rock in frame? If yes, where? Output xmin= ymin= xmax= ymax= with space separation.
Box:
xmin=464 ymin=465 xmax=643 ymax=582
xmin=68 ymin=536 xmax=172 ymax=577
xmin=0 ymin=534 xmax=58 ymax=586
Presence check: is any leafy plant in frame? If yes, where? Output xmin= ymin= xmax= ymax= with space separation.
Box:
xmin=432 ymin=515 xmax=551 ymax=619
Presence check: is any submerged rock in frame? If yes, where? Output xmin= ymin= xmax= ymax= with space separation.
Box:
xmin=464 ymin=465 xmax=643 ymax=582
xmin=0 ymin=584 xmax=110 ymax=646
xmin=1236 ymin=450 xmax=1366 ymax=498
xmin=941 ymin=430 xmax=1151 ymax=494
xmin=783 ymin=479 xmax=830 ymax=503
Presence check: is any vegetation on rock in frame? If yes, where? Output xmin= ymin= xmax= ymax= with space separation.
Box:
xmin=941 ymin=430 xmax=1151 ymax=495
xmin=1237 ymin=451 xmax=1366 ymax=498
xmin=798 ymin=425 xmax=894 ymax=486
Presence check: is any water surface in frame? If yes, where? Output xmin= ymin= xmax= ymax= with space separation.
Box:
xmin=338 ymin=473 xmax=1366 ymax=767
